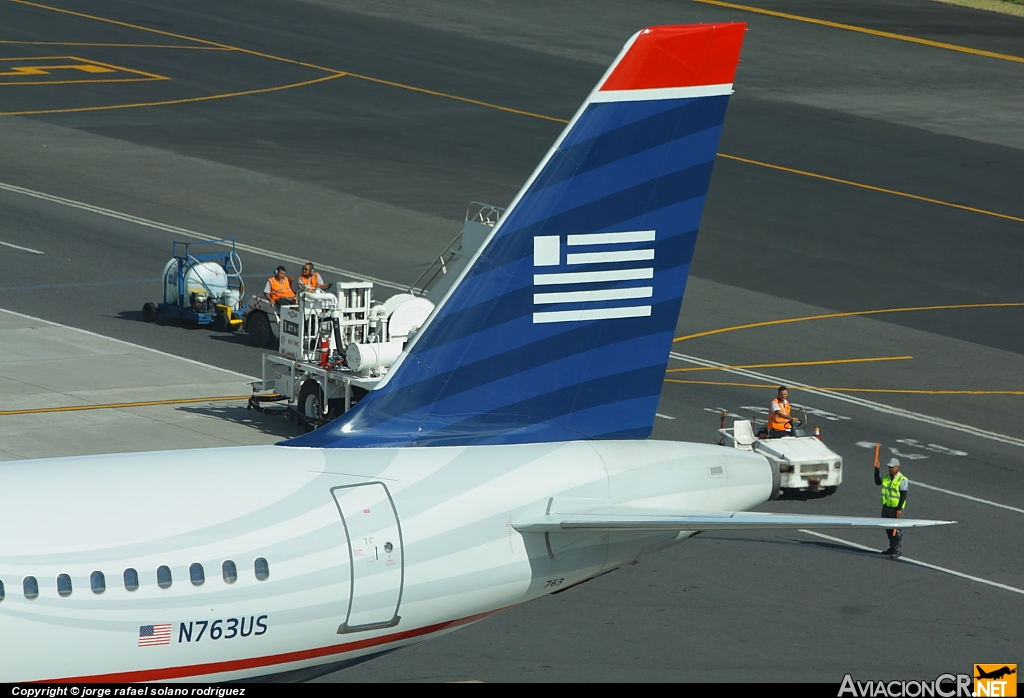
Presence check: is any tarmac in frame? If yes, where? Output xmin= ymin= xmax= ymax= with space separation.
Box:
xmin=0 ymin=308 xmax=275 ymax=461
xmin=0 ymin=0 xmax=1022 ymax=683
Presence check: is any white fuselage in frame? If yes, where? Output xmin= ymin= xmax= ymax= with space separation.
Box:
xmin=0 ymin=440 xmax=771 ymax=682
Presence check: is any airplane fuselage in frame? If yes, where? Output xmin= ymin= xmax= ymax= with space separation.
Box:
xmin=0 ymin=440 xmax=771 ymax=681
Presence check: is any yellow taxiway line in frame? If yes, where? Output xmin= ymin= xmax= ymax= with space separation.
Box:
xmin=343 ymin=72 xmax=568 ymax=123
xmin=0 ymin=395 xmax=250 ymax=416
xmin=0 ymin=73 xmax=345 ymax=116
xmin=674 ymin=302 xmax=1024 ymax=343
xmin=7 ymin=0 xmax=1022 ymax=225
xmin=717 ymin=154 xmax=1024 ymax=224
xmin=10 ymin=0 xmax=344 ymax=74
xmin=664 ymin=378 xmax=1024 ymax=396
xmin=665 ymin=356 xmax=912 ymax=373
xmin=693 ymin=0 xmax=1024 ymax=64
xmin=0 ymin=40 xmax=231 ymax=49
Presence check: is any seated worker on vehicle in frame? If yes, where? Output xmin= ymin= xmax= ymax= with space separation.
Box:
xmin=297 ymin=262 xmax=327 ymax=292
xmin=768 ymin=386 xmax=794 ymax=438
xmin=264 ymin=266 xmax=297 ymax=307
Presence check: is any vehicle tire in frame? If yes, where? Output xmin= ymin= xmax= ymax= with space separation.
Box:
xmin=824 ymin=486 xmax=838 ymax=496
xmin=142 ymin=303 xmax=158 ymax=323
xmin=298 ymin=380 xmax=324 ymax=433
xmin=212 ymin=312 xmax=228 ymax=332
xmin=246 ymin=311 xmax=273 ymax=347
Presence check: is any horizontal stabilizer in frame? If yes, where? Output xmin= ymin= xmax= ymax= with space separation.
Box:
xmin=513 ymin=510 xmax=955 ymax=533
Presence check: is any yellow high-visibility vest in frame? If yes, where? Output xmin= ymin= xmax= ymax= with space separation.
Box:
xmin=881 ymin=471 xmax=907 ymax=509
xmin=769 ymin=398 xmax=790 ymax=431
xmin=267 ymin=276 xmax=295 ymax=303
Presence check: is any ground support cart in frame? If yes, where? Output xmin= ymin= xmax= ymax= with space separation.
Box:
xmin=719 ymin=416 xmax=843 ymax=495
xmin=142 ymin=239 xmax=245 ymax=331
xmin=247 ymin=283 xmax=433 ymax=432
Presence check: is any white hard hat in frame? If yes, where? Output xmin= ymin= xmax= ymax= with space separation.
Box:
xmin=887 ymin=458 xmax=900 ymax=468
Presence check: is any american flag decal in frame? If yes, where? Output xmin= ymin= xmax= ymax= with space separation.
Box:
xmin=532 ymin=230 xmax=654 ymax=324
xmin=138 ymin=623 xmax=172 ymax=647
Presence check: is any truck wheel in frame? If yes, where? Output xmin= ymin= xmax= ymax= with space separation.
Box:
xmin=246 ymin=311 xmax=273 ymax=347
xmin=298 ymin=380 xmax=324 ymax=433
xmin=824 ymin=486 xmax=838 ymax=496
xmin=142 ymin=303 xmax=158 ymax=322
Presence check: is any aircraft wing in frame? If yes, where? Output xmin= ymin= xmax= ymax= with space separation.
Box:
xmin=513 ymin=509 xmax=955 ymax=533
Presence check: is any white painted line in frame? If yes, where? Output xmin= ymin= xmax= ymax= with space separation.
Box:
xmin=533 ymin=305 xmax=651 ymax=324
xmin=0 ymin=307 xmax=257 ymax=380
xmin=567 ymin=230 xmax=655 ymax=246
xmin=535 ymin=268 xmax=653 ymax=285
xmin=0 ymin=181 xmax=407 ymax=291
xmin=800 ymin=529 xmax=1024 ymax=596
xmin=669 ymin=351 xmax=1024 ymax=450
xmin=912 ymin=480 xmax=1024 ymax=514
xmin=656 ymin=413 xmax=676 ymax=420
xmin=566 ymin=249 xmax=654 ymax=265
xmin=591 ymin=84 xmax=732 ymax=102
xmin=534 ymin=287 xmax=652 ymax=305
xmin=897 ymin=438 xmax=967 ymax=456
xmin=0 ymin=240 xmax=44 ymax=254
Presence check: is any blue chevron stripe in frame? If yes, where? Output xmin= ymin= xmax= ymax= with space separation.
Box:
xmin=335 ymin=365 xmax=669 ymax=448
xmin=335 ymin=298 xmax=684 ymax=432
xmin=496 ymin=126 xmax=721 ymax=241
xmin=532 ymin=97 xmax=728 ymax=193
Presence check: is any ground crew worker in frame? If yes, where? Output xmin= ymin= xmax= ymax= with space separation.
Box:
xmin=768 ymin=386 xmax=794 ymax=438
xmin=264 ymin=266 xmax=297 ymax=307
xmin=875 ymin=456 xmax=909 ymax=558
xmin=297 ymin=262 xmax=327 ymax=292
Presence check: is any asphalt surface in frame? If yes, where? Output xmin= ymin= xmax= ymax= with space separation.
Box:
xmin=1 ymin=0 xmax=1022 ymax=683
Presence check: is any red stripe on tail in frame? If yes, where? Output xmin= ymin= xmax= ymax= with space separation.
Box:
xmin=600 ymin=23 xmax=746 ymax=91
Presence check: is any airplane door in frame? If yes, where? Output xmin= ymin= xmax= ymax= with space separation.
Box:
xmin=331 ymin=483 xmax=404 ymax=633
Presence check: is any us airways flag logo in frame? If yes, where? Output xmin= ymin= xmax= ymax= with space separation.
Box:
xmin=138 ymin=623 xmax=172 ymax=647
xmin=532 ymin=230 xmax=655 ymax=324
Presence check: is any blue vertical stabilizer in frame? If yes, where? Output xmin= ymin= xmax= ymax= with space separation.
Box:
xmin=286 ymin=23 xmax=747 ymax=448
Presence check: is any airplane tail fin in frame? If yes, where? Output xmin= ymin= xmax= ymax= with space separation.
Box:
xmin=287 ymin=23 xmax=747 ymax=448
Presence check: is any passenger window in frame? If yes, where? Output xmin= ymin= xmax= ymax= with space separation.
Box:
xmin=222 ymin=560 xmax=237 ymax=584
xmin=0 ymin=578 xmax=5 ymax=602
xmin=254 ymin=557 xmax=269 ymax=581
xmin=24 ymin=576 xmax=39 ymax=600
xmin=157 ymin=565 xmax=172 ymax=589
xmin=91 ymin=571 xmax=106 ymax=594
xmin=57 ymin=574 xmax=72 ymax=597
xmin=123 ymin=568 xmax=139 ymax=592
xmin=189 ymin=563 xmax=205 ymax=586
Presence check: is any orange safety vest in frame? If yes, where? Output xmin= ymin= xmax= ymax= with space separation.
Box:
xmin=769 ymin=398 xmax=791 ymax=431
xmin=267 ymin=275 xmax=295 ymax=303
xmin=298 ymin=272 xmax=322 ymax=290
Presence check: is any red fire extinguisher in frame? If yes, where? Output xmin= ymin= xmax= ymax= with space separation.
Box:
xmin=319 ymin=335 xmax=330 ymax=368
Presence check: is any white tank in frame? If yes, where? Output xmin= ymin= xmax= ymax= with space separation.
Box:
xmin=162 ymin=259 xmax=229 ymax=305
xmin=221 ymin=288 xmax=241 ymax=310
xmin=383 ymin=294 xmax=434 ymax=340
xmin=346 ymin=340 xmax=404 ymax=372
